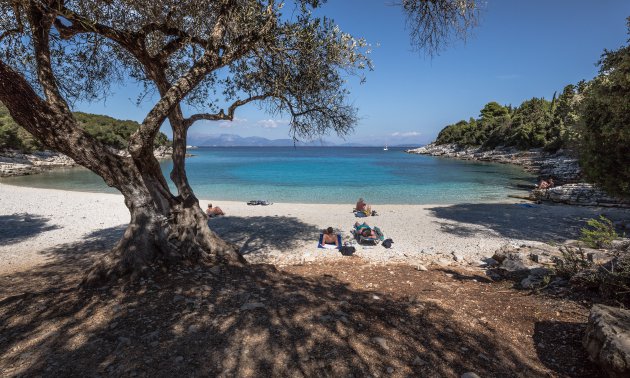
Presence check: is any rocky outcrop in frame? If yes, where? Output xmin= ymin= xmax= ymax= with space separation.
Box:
xmin=0 ymin=147 xmax=173 ymax=178
xmin=0 ymin=150 xmax=77 ymax=177
xmin=406 ymin=143 xmax=581 ymax=183
xmin=408 ymin=143 xmax=629 ymax=207
xmin=533 ymin=184 xmax=630 ymax=208
xmin=583 ymin=304 xmax=630 ymax=377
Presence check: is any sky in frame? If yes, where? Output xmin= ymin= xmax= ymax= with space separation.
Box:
xmin=74 ymin=0 xmax=630 ymax=146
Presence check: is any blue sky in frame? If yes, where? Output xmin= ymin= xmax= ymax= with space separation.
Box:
xmin=75 ymin=0 xmax=630 ymax=146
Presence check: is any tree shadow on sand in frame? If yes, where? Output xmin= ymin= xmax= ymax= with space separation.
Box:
xmin=428 ymin=203 xmax=630 ymax=243
xmin=0 ymin=213 xmax=60 ymax=245
xmin=209 ymin=215 xmax=316 ymax=257
xmin=1 ymin=261 xmax=570 ymax=377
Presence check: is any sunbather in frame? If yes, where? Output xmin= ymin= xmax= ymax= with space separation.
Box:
xmin=322 ymin=227 xmax=339 ymax=247
xmin=206 ymin=203 xmax=225 ymax=217
xmin=355 ymin=198 xmax=372 ymax=217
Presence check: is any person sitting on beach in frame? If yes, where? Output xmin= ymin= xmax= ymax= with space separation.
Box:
xmin=206 ymin=203 xmax=225 ymax=217
xmin=355 ymin=198 xmax=372 ymax=216
xmin=322 ymin=227 xmax=339 ymax=247
xmin=538 ymin=178 xmax=556 ymax=190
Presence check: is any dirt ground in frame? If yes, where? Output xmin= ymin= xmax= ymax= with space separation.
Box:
xmin=0 ymin=253 xmax=603 ymax=378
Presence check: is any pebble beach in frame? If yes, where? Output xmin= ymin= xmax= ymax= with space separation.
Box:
xmin=2 ymin=182 xmax=628 ymax=275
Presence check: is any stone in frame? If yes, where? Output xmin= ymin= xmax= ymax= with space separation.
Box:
xmin=416 ymin=264 xmax=428 ymax=271
xmin=412 ymin=356 xmax=427 ymax=366
xmin=209 ymin=266 xmax=222 ymax=275
xmin=117 ymin=336 xmax=131 ymax=346
xmin=386 ymin=367 xmax=394 ymax=374
xmin=175 ymin=356 xmax=184 ymax=363
xmin=240 ymin=302 xmax=265 ymax=311
xmin=372 ymin=337 xmax=389 ymax=350
xmin=461 ymin=373 xmax=481 ymax=378
xmin=452 ymin=253 xmax=465 ymax=262
xmin=583 ymin=304 xmax=630 ymax=377
xmin=188 ymin=324 xmax=200 ymax=333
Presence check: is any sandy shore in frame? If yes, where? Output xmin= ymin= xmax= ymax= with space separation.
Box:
xmin=1 ymin=182 xmax=628 ymax=274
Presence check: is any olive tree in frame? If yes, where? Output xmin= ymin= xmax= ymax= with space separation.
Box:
xmin=0 ymin=0 xmax=478 ymax=284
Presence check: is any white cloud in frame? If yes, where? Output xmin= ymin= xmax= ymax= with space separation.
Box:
xmin=391 ymin=131 xmax=421 ymax=137
xmin=217 ymin=117 xmax=248 ymax=129
xmin=256 ymin=119 xmax=288 ymax=129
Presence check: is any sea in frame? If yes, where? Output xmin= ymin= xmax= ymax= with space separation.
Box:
xmin=0 ymin=147 xmax=535 ymax=204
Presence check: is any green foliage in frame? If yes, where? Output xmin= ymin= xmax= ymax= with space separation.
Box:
xmin=555 ymin=246 xmax=593 ymax=279
xmin=0 ymin=104 xmax=170 ymax=152
xmin=577 ymin=18 xmax=630 ymax=198
xmin=580 ymin=215 xmax=619 ymax=248
xmin=434 ymin=97 xmax=563 ymax=150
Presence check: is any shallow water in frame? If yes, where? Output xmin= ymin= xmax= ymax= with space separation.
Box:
xmin=1 ymin=147 xmax=535 ymax=204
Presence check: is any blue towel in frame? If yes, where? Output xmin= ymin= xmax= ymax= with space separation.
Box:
xmin=318 ymin=234 xmax=342 ymax=250
xmin=516 ymin=203 xmax=536 ymax=208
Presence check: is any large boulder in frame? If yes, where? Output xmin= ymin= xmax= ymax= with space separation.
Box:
xmin=583 ymin=304 xmax=630 ymax=377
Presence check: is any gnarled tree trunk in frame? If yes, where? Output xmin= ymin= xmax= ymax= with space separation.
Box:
xmin=0 ymin=59 xmax=243 ymax=286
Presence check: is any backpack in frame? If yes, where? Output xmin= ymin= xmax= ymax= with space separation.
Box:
xmin=340 ymin=246 xmax=356 ymax=256
xmin=382 ymin=238 xmax=393 ymax=248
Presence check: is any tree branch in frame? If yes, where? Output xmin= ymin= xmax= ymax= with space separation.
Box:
xmin=184 ymin=94 xmax=271 ymax=127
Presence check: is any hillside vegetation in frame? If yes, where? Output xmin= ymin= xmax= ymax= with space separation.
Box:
xmin=0 ymin=104 xmax=170 ymax=152
xmin=434 ymin=19 xmax=630 ymax=197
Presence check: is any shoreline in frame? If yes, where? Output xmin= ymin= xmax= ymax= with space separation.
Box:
xmin=407 ymin=143 xmax=630 ymax=208
xmin=3 ymin=182 xmax=629 ymax=276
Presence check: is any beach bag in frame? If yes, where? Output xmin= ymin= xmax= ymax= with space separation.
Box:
xmin=382 ymin=238 xmax=393 ymax=249
xmin=340 ymin=246 xmax=356 ymax=256
xmin=371 ymin=210 xmax=378 ymax=216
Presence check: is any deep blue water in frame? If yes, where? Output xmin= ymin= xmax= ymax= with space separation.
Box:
xmin=0 ymin=147 xmax=535 ymax=204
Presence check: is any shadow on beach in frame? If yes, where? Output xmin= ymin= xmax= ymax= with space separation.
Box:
xmin=0 ymin=213 xmax=60 ymax=246
xmin=428 ymin=203 xmax=630 ymax=243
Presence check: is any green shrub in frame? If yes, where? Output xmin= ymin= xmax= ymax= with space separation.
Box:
xmin=580 ymin=215 xmax=618 ymax=248
xmin=555 ymin=245 xmax=593 ymax=278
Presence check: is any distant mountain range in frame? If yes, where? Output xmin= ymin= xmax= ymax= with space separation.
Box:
xmin=187 ymin=133 xmax=420 ymax=148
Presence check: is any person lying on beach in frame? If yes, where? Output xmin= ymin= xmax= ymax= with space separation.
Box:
xmin=206 ymin=203 xmax=225 ymax=217
xmin=354 ymin=222 xmax=377 ymax=238
xmin=322 ymin=227 xmax=339 ymax=247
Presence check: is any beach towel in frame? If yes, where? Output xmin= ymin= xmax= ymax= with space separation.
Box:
xmin=318 ymin=234 xmax=342 ymax=250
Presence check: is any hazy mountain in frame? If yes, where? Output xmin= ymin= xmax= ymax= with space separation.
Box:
xmin=189 ymin=133 xmax=339 ymax=147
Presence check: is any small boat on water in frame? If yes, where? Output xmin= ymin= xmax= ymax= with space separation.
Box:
xmin=383 ymin=145 xmax=388 ymax=151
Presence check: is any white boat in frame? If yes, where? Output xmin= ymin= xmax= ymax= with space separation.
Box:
xmin=383 ymin=145 xmax=388 ymax=151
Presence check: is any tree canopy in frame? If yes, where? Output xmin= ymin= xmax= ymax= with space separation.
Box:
xmin=577 ymin=18 xmax=630 ymax=197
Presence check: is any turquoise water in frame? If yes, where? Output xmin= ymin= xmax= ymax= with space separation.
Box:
xmin=0 ymin=147 xmax=535 ymax=204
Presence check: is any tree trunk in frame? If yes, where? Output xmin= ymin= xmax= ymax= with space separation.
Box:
xmin=0 ymin=60 xmax=244 ymax=287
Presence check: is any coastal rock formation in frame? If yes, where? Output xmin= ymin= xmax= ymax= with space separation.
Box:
xmin=0 ymin=150 xmax=77 ymax=177
xmin=583 ymin=304 xmax=630 ymax=377
xmin=533 ymin=184 xmax=630 ymax=208
xmin=407 ymin=143 xmax=629 ymax=208
xmin=406 ymin=143 xmax=581 ymax=182
xmin=0 ymin=147 xmax=173 ymax=178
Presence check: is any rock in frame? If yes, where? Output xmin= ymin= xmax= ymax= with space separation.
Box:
xmin=372 ymin=337 xmax=389 ymax=350
xmin=173 ymin=295 xmax=185 ymax=303
xmin=416 ymin=264 xmax=428 ymax=271
xmin=412 ymin=356 xmax=427 ymax=366
xmin=452 ymin=253 xmax=465 ymax=262
xmin=386 ymin=367 xmax=394 ymax=374
xmin=117 ymin=336 xmax=131 ymax=346
xmin=520 ymin=267 xmax=553 ymax=289
xmin=175 ymin=356 xmax=184 ymax=363
xmin=188 ymin=324 xmax=200 ymax=333
xmin=612 ymin=239 xmax=630 ymax=252
xmin=461 ymin=373 xmax=481 ymax=378
xmin=240 ymin=302 xmax=265 ymax=311
xmin=583 ymin=304 xmax=630 ymax=377
xmin=209 ymin=266 xmax=222 ymax=275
